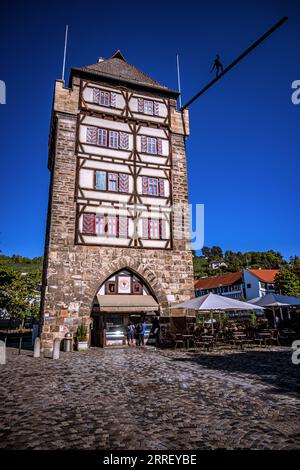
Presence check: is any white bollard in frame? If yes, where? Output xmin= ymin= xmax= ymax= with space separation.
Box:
xmin=52 ymin=338 xmax=61 ymax=360
xmin=0 ymin=340 xmax=6 ymax=365
xmin=33 ymin=337 xmax=41 ymax=358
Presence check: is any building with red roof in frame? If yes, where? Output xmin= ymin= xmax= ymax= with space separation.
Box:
xmin=243 ymin=269 xmax=279 ymax=300
xmin=195 ymin=272 xmax=244 ymax=299
xmin=195 ymin=268 xmax=280 ymax=300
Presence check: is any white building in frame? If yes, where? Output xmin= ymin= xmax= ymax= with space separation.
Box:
xmin=195 ymin=272 xmax=244 ymax=300
xmin=243 ymin=269 xmax=279 ymax=300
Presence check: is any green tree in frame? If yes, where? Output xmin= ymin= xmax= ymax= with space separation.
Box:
xmin=0 ymin=265 xmax=41 ymax=322
xmin=290 ymin=256 xmax=300 ymax=279
xmin=201 ymin=246 xmax=211 ymax=259
xmin=274 ymin=267 xmax=300 ymax=297
xmin=210 ymin=246 xmax=223 ymax=260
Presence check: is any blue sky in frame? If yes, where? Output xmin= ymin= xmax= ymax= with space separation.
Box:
xmin=0 ymin=0 xmax=299 ymax=259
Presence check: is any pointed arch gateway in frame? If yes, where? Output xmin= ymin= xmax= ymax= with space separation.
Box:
xmin=90 ymin=261 xmax=167 ymax=347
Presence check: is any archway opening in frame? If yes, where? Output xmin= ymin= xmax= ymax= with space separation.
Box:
xmin=90 ymin=269 xmax=159 ymax=348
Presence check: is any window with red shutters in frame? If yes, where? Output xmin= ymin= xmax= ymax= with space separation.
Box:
xmin=141 ymin=136 xmax=163 ymax=155
xmin=141 ymin=218 xmax=168 ymax=240
xmin=100 ymin=91 xmax=110 ymax=107
xmin=142 ymin=177 xmax=165 ymax=197
xmin=148 ymin=178 xmax=159 ymax=196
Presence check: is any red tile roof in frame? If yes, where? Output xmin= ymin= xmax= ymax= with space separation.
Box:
xmin=247 ymin=269 xmax=279 ymax=283
xmin=194 ymin=272 xmax=243 ymax=290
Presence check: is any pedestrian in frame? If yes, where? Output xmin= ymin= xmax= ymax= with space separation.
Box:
xmin=127 ymin=322 xmax=134 ymax=346
xmin=141 ymin=319 xmax=148 ymax=347
xmin=135 ymin=321 xmax=143 ymax=347
xmin=152 ymin=317 xmax=160 ymax=347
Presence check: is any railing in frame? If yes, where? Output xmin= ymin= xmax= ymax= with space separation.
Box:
xmin=0 ymin=330 xmax=33 ymax=355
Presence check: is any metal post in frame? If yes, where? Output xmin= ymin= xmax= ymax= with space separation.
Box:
xmin=176 ymin=53 xmax=182 ymax=109
xmin=61 ymin=24 xmax=69 ymax=82
xmin=18 ymin=337 xmax=22 ymax=355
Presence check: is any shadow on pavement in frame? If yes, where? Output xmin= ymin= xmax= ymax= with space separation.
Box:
xmin=170 ymin=349 xmax=300 ymax=398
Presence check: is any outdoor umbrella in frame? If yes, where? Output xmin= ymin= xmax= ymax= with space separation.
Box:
xmin=248 ymin=293 xmax=300 ymax=307
xmin=248 ymin=293 xmax=300 ymax=326
xmin=171 ymin=293 xmax=264 ymax=332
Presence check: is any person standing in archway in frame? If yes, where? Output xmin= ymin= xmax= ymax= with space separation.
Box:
xmin=152 ymin=317 xmax=160 ymax=347
xmin=127 ymin=322 xmax=135 ymax=346
xmin=135 ymin=321 xmax=143 ymax=347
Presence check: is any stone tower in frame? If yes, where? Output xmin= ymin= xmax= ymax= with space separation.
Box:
xmin=40 ymin=50 xmax=194 ymax=350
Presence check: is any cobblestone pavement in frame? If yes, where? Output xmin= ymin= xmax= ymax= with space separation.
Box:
xmin=1 ymin=346 xmax=300 ymax=450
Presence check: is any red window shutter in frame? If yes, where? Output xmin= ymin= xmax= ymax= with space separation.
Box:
xmin=138 ymin=98 xmax=144 ymax=113
xmin=119 ymin=174 xmax=129 ymax=193
xmin=86 ymin=126 xmax=98 ymax=144
xmin=160 ymin=219 xmax=167 ymax=239
xmin=142 ymin=177 xmax=149 ymax=195
xmin=111 ymin=92 xmax=117 ymax=107
xmin=154 ymin=101 xmax=160 ymax=116
xmin=119 ymin=216 xmax=128 ymax=238
xmin=157 ymin=138 xmax=163 ymax=155
xmin=141 ymin=135 xmax=147 ymax=153
xmin=82 ymin=213 xmax=96 ymax=235
xmin=92 ymin=88 xmax=100 ymax=104
xmin=119 ymin=132 xmax=129 ymax=150
xmin=142 ymin=219 xmax=149 ymax=238
xmin=159 ymin=179 xmax=165 ymax=197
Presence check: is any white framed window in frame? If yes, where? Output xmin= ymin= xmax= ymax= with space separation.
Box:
xmin=95 ymin=170 xmax=107 ymax=191
xmin=100 ymin=91 xmax=110 ymax=106
xmin=148 ymin=178 xmax=159 ymax=196
xmin=96 ymin=215 xmax=118 ymax=236
xmin=108 ymin=173 xmax=118 ymax=192
xmin=147 ymin=137 xmax=157 ymax=154
xmin=144 ymin=100 xmax=154 ymax=115
xmin=96 ymin=215 xmax=106 ymax=235
xmin=107 ymin=216 xmax=117 ymax=236
xmin=109 ymin=130 xmax=119 ymax=149
xmin=149 ymin=220 xmax=160 ymax=239
xmin=98 ymin=128 xmax=107 ymax=146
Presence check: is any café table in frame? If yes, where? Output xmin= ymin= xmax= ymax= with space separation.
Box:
xmin=232 ymin=333 xmax=247 ymax=350
xmin=182 ymin=334 xmax=194 ymax=349
xmin=199 ymin=335 xmax=214 ymax=351
xmin=256 ymin=332 xmax=272 ymax=347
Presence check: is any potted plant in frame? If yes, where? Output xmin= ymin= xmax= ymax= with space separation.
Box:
xmin=250 ymin=312 xmax=257 ymax=325
xmin=220 ymin=313 xmax=228 ymax=328
xmin=76 ymin=323 xmax=88 ymax=350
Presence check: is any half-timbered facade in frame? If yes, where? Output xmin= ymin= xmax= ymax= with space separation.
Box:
xmin=40 ymin=51 xmax=194 ymax=351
